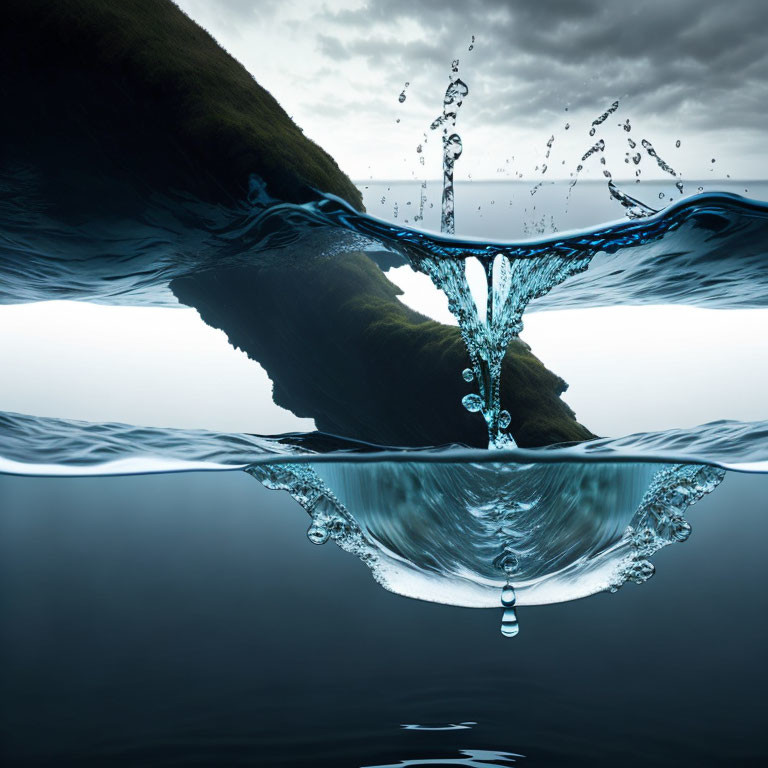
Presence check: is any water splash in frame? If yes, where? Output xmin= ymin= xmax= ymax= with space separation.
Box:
xmin=430 ymin=60 xmax=469 ymax=235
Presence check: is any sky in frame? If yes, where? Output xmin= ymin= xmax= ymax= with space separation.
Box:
xmin=175 ymin=0 xmax=768 ymax=181
xmin=1 ymin=299 xmax=765 ymax=439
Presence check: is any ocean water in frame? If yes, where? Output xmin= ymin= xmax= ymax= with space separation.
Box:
xmin=1 ymin=166 xmax=767 ymax=764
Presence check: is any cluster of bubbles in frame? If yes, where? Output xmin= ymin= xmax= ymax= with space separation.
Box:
xmin=610 ymin=463 xmax=725 ymax=591
xmin=247 ymin=464 xmax=380 ymax=573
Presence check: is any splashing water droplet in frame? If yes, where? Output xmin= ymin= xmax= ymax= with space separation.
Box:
xmin=658 ymin=192 xmax=665 ymax=199
xmin=641 ymin=139 xmax=677 ymax=177
xmin=676 ymin=181 xmax=684 ymax=194
xmin=590 ymin=99 xmax=620 ymax=134
xmin=498 ymin=410 xmax=511 ymax=429
xmin=461 ymin=368 xmax=474 ymax=382
xmin=676 ymin=139 xmax=681 ymax=148
xmin=501 ymin=607 xmax=519 ymax=637
xmin=462 ymin=393 xmax=483 ymax=412
xmin=468 ymin=34 xmax=475 ymax=51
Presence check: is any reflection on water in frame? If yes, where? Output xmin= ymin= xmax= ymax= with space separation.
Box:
xmin=402 ymin=723 xmax=478 ymax=731
xmin=364 ymin=749 xmax=525 ymax=767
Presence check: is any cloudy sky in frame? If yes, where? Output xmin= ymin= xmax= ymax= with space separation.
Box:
xmin=176 ymin=0 xmax=767 ymax=181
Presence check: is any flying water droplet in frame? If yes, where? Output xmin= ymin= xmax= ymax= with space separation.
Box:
xmin=498 ymin=410 xmax=511 ymax=429
xmin=641 ymin=139 xmax=677 ymax=177
xmin=590 ymin=99 xmax=620 ymax=134
xmin=468 ymin=34 xmax=475 ymax=51
xmin=676 ymin=181 xmax=684 ymax=194
xmin=676 ymin=139 xmax=681 ymax=148
xmin=462 ymin=393 xmax=483 ymax=412
xmin=461 ymin=368 xmax=474 ymax=382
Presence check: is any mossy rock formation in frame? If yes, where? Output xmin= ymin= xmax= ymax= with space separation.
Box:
xmin=172 ymin=254 xmax=594 ymax=448
xmin=1 ymin=0 xmax=363 ymax=214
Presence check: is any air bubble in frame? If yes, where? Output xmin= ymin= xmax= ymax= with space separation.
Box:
xmin=462 ymin=393 xmax=483 ymax=412
xmin=307 ymin=521 xmax=329 ymax=545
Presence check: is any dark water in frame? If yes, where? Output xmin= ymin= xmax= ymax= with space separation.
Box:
xmin=1 ymin=470 xmax=766 ymax=766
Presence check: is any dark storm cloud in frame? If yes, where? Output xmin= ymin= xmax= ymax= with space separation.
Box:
xmin=316 ymin=0 xmax=768 ymax=130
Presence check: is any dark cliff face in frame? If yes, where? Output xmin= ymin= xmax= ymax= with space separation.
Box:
xmin=172 ymin=253 xmax=595 ymax=448
xmin=0 ymin=0 xmax=364 ymax=218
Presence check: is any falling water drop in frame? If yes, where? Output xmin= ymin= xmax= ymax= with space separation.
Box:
xmin=500 ymin=607 xmax=519 ymax=637
xmin=501 ymin=584 xmax=516 ymax=607
xmin=676 ymin=181 xmax=684 ymax=194
xmin=461 ymin=368 xmax=474 ymax=382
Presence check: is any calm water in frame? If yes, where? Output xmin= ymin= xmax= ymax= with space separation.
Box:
xmin=1 ymin=469 xmax=767 ymax=766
